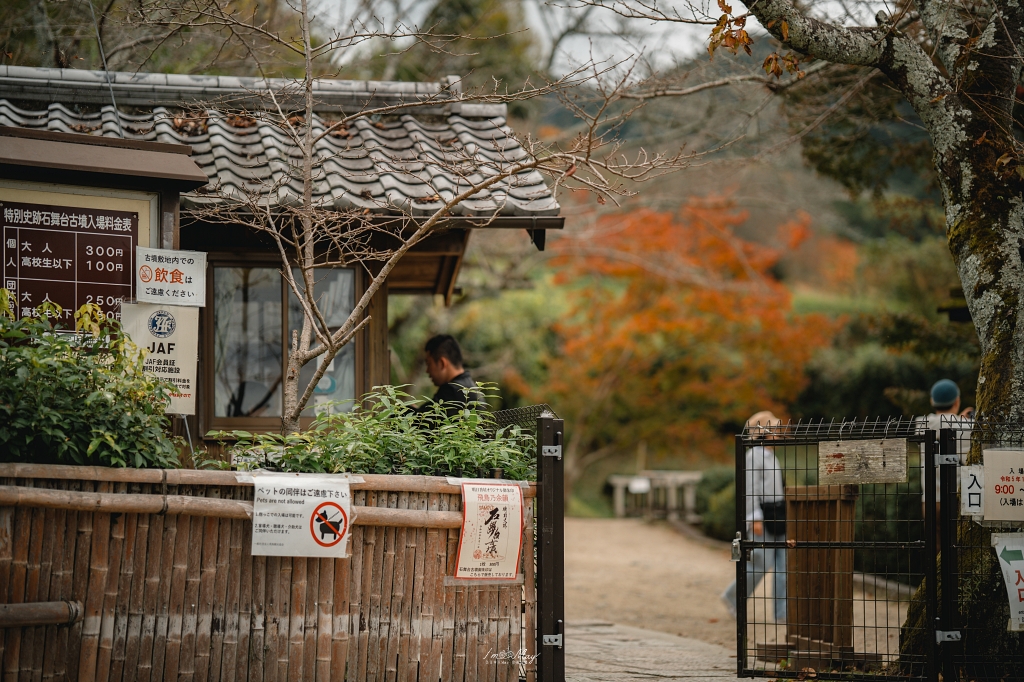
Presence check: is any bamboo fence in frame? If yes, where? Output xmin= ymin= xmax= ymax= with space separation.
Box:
xmin=0 ymin=464 xmax=538 ymax=682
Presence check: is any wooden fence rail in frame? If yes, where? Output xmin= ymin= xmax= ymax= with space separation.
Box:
xmin=0 ymin=464 xmax=538 ymax=682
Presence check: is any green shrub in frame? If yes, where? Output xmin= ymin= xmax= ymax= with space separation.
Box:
xmin=210 ymin=385 xmax=537 ymax=480
xmin=0 ymin=295 xmax=180 ymax=468
xmin=703 ymin=483 xmax=737 ymax=541
xmin=696 ymin=465 xmax=735 ymax=515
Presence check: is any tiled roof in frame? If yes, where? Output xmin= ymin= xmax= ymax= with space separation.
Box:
xmin=0 ymin=66 xmax=559 ymax=217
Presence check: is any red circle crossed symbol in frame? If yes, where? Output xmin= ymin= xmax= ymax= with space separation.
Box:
xmin=139 ymin=265 xmax=153 ymax=282
xmin=310 ymin=501 xmax=348 ymax=548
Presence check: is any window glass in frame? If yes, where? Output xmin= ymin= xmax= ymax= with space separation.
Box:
xmin=213 ymin=267 xmax=282 ymax=417
xmin=288 ymin=268 xmax=356 ymax=416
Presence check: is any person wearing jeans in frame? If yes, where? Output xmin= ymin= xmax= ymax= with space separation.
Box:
xmin=722 ymin=411 xmax=787 ymax=623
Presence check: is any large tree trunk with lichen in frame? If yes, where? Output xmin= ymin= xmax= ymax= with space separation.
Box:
xmin=896 ymin=169 xmax=1024 ymax=672
xmin=732 ymin=0 xmax=1024 ymax=667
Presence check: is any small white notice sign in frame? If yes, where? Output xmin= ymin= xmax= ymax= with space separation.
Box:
xmin=135 ymin=246 xmax=206 ymax=307
xmin=818 ymin=439 xmax=908 ymax=484
xmin=983 ymin=449 xmax=1024 ymax=522
xmin=961 ymin=465 xmax=984 ymax=518
xmin=454 ymin=482 xmax=524 ymax=580
xmin=251 ymin=472 xmax=352 ymax=557
xmin=991 ymin=533 xmax=1024 ymax=632
xmin=120 ymin=302 xmax=198 ymax=415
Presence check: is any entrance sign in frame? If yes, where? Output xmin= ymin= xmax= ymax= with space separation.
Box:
xmin=136 ymin=246 xmax=206 ymax=307
xmin=961 ymin=465 xmax=985 ymax=518
xmin=991 ymin=533 xmax=1024 ymax=632
xmin=818 ymin=439 xmax=908 ymax=484
xmin=983 ymin=449 xmax=1024 ymax=522
xmin=3 ymin=199 xmax=140 ymax=322
xmin=454 ymin=482 xmax=524 ymax=580
xmin=120 ymin=302 xmax=199 ymax=415
xmin=251 ymin=472 xmax=352 ymax=557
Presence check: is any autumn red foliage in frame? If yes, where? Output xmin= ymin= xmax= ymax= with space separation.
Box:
xmin=533 ymin=197 xmax=837 ymax=491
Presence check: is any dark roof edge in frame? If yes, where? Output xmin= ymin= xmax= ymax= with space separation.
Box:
xmin=0 ymin=125 xmax=192 ymax=155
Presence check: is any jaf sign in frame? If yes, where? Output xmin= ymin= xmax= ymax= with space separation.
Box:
xmin=454 ymin=482 xmax=524 ymax=580
xmin=983 ymin=449 xmax=1024 ymax=522
xmin=251 ymin=472 xmax=352 ymax=557
xmin=120 ymin=302 xmax=198 ymax=415
xmin=818 ymin=439 xmax=908 ymax=484
xmin=135 ymin=246 xmax=206 ymax=307
xmin=991 ymin=533 xmax=1024 ymax=632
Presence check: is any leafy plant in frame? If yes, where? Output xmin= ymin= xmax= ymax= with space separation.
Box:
xmin=0 ymin=293 xmax=180 ymax=468
xmin=209 ymin=385 xmax=537 ymax=480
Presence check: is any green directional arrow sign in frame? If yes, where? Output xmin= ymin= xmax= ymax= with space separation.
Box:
xmin=999 ymin=546 xmax=1024 ymax=564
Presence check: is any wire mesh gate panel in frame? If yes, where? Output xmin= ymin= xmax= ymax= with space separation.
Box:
xmin=937 ymin=419 xmax=1024 ymax=681
xmin=734 ymin=419 xmax=936 ymax=680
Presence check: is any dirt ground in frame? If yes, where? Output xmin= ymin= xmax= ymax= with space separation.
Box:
xmin=565 ymin=517 xmax=909 ymax=669
xmin=565 ymin=517 xmax=739 ymax=650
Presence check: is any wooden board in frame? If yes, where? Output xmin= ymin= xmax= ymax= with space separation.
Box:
xmin=818 ymin=439 xmax=908 ymax=484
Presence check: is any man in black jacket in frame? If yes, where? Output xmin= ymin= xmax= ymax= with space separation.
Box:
xmin=422 ymin=334 xmax=484 ymax=410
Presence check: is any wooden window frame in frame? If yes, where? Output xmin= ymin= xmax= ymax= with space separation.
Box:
xmin=201 ymin=252 xmax=363 ymax=437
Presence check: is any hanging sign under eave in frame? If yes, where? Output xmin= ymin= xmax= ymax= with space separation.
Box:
xmin=135 ymin=246 xmax=206 ymax=307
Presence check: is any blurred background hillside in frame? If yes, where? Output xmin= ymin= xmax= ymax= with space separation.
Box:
xmin=2 ymin=0 xmax=979 ymax=517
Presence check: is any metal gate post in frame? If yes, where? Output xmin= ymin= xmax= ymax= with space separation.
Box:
xmin=536 ymin=412 xmax=565 ymax=682
xmin=734 ymin=434 xmax=748 ymax=676
xmin=923 ymin=430 xmax=939 ymax=682
xmin=938 ymin=427 xmax=961 ymax=679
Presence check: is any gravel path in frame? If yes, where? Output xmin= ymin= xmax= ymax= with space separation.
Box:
xmin=565 ymin=518 xmax=739 ymax=650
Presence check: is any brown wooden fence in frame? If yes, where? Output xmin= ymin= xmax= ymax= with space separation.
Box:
xmin=0 ymin=464 xmax=538 ymax=682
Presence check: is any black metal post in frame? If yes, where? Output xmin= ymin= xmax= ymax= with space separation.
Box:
xmin=536 ymin=412 xmax=565 ymax=682
xmin=938 ymin=427 xmax=960 ymax=679
xmin=735 ymin=434 xmax=748 ymax=676
xmin=923 ymin=430 xmax=939 ymax=682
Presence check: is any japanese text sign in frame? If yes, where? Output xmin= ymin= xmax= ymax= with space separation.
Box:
xmin=454 ymin=482 xmax=523 ymax=580
xmin=3 ymin=199 xmax=138 ymax=321
xmin=251 ymin=472 xmax=352 ymax=557
xmin=120 ymin=302 xmax=199 ymax=415
xmin=983 ymin=449 xmax=1024 ymax=522
xmin=136 ymin=246 xmax=206 ymax=307
xmin=961 ymin=465 xmax=985 ymax=518
xmin=818 ymin=439 xmax=908 ymax=484
xmin=991 ymin=533 xmax=1024 ymax=632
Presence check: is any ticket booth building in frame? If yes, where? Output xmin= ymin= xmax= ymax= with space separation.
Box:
xmin=0 ymin=66 xmax=562 ymax=443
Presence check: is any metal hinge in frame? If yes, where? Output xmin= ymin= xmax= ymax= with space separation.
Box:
xmin=936 ymin=630 xmax=961 ymax=643
xmin=542 ymin=445 xmax=562 ymax=460
xmin=935 ymin=453 xmax=959 ymax=466
xmin=731 ymin=533 xmax=742 ymax=562
xmin=542 ymin=634 xmax=563 ymax=647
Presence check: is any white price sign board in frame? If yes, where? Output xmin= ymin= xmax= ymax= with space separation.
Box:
xmin=251 ymin=472 xmax=352 ymax=557
xmin=983 ymin=449 xmax=1024 ymax=522
xmin=454 ymin=482 xmax=524 ymax=580
xmin=135 ymin=246 xmax=206 ymax=307
xmin=120 ymin=302 xmax=198 ymax=415
xmin=991 ymin=533 xmax=1024 ymax=632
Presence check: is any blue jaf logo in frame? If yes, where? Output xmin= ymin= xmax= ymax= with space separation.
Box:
xmin=147 ymin=309 xmax=176 ymax=338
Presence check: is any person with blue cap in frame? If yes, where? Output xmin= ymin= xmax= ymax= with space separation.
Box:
xmin=918 ymin=379 xmax=973 ymax=517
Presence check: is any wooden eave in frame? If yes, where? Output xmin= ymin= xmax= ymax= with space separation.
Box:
xmin=0 ymin=126 xmax=208 ymax=192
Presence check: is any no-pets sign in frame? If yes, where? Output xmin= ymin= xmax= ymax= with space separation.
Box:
xmin=251 ymin=472 xmax=352 ymax=557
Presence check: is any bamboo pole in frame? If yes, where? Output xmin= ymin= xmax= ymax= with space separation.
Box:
xmin=0 ymin=487 xmax=464 ymax=528
xmin=0 ymin=465 xmax=537 ymax=497
xmin=0 ymin=601 xmax=82 ymax=628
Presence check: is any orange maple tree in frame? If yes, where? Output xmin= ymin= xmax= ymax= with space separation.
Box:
xmin=523 ymin=197 xmax=836 ymax=494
